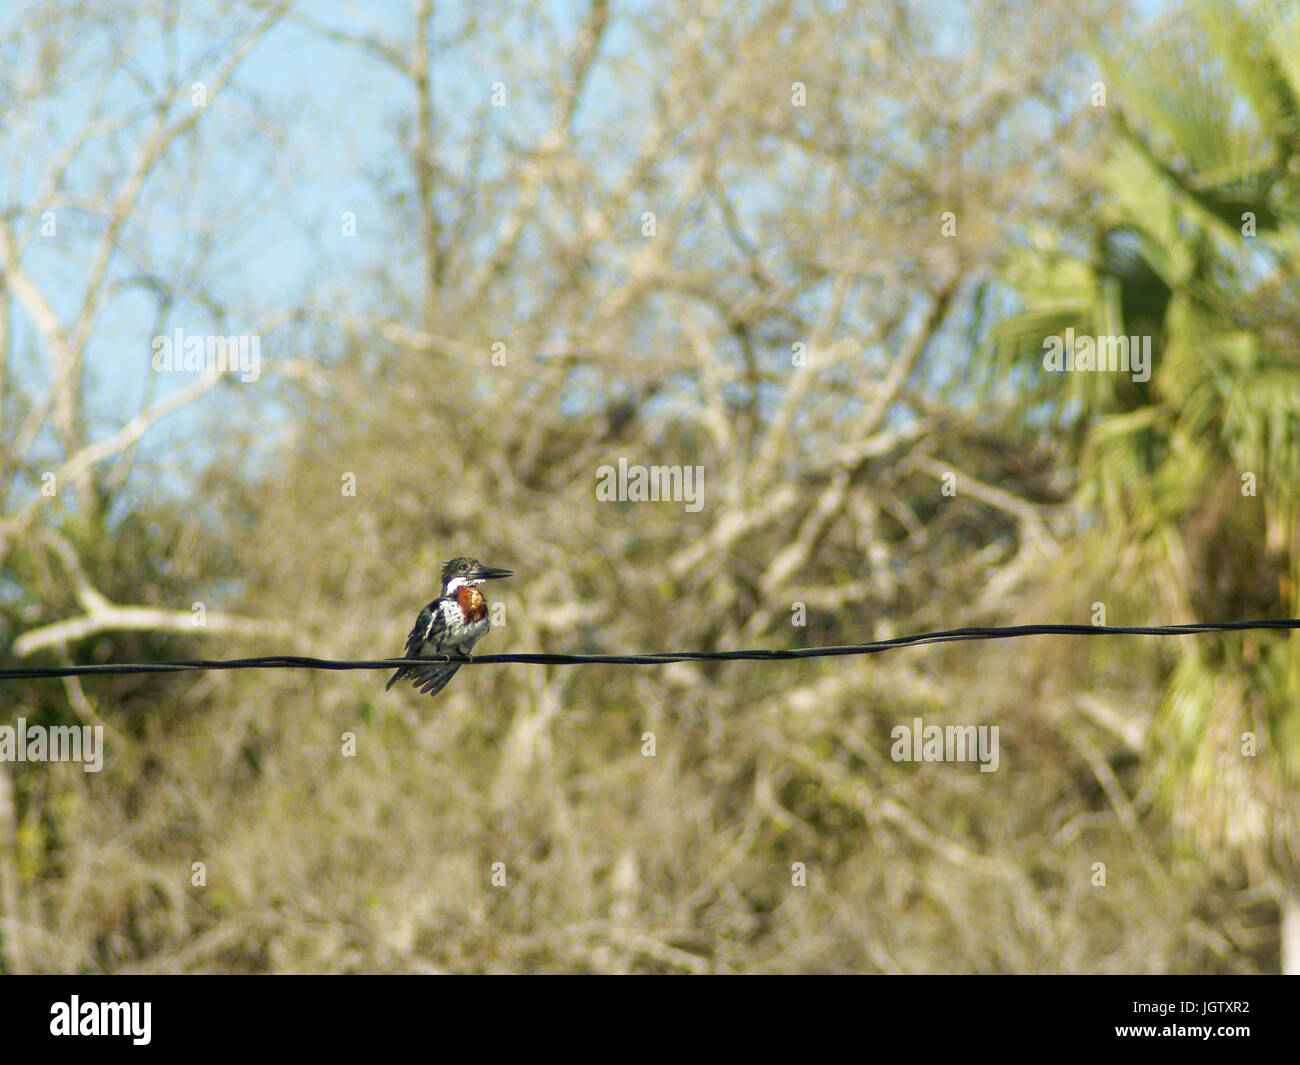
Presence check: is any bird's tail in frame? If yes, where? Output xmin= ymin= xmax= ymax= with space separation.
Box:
xmin=387 ymin=659 xmax=463 ymax=697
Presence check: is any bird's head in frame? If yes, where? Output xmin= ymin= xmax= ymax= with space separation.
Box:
xmin=439 ymin=556 xmax=513 ymax=593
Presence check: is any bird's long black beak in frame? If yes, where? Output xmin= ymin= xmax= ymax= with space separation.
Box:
xmin=471 ymin=566 xmax=513 ymax=581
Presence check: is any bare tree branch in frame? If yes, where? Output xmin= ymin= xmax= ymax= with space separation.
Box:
xmin=14 ymin=605 xmax=291 ymax=659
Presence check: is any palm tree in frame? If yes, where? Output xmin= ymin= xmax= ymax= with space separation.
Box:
xmin=995 ymin=0 xmax=1300 ymax=972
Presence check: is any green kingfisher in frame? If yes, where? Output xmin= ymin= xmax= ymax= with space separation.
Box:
xmin=386 ymin=557 xmax=513 ymax=696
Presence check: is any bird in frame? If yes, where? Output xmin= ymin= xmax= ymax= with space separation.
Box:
xmin=385 ymin=557 xmax=513 ymax=696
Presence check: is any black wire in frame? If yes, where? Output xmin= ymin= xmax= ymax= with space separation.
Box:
xmin=3 ymin=618 xmax=1298 ymax=680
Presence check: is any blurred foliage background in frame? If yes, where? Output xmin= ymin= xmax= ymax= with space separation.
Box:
xmin=1 ymin=0 xmax=1299 ymax=973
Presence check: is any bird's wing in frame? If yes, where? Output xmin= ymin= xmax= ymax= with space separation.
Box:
xmin=403 ymin=602 xmax=441 ymax=656
xmin=386 ymin=600 xmax=463 ymax=695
